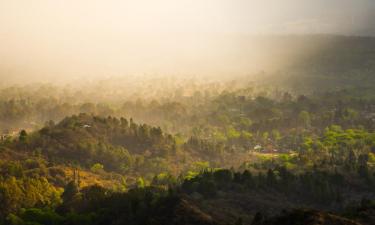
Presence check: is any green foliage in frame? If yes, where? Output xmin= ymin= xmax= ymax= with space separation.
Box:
xmin=19 ymin=208 xmax=63 ymax=225
xmin=136 ymin=177 xmax=145 ymax=188
xmin=181 ymin=167 xmax=355 ymax=205
xmin=227 ymin=127 xmax=241 ymax=140
xmin=61 ymin=181 xmax=79 ymax=204
xmin=9 ymin=115 xmax=183 ymax=176
xmin=298 ymin=111 xmax=311 ymax=128
xmin=192 ymin=161 xmax=210 ymax=172
xmin=18 ymin=130 xmax=28 ymax=143
xmin=90 ymin=163 xmax=104 ymax=173
xmin=0 ymin=176 xmax=61 ymax=217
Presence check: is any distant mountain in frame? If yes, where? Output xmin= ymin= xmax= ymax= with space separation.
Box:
xmin=249 ymin=35 xmax=375 ymax=92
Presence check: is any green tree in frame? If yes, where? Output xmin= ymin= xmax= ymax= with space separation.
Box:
xmin=19 ymin=130 xmax=28 ymax=143
xmin=62 ymin=181 xmax=79 ymax=204
xmin=137 ymin=177 xmax=145 ymax=188
xmin=90 ymin=163 xmax=104 ymax=173
xmin=298 ymin=111 xmax=311 ymax=128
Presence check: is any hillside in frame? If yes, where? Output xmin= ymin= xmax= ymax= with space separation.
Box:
xmin=1 ymin=114 xmax=233 ymax=192
xmin=0 ymin=105 xmax=374 ymax=223
xmin=252 ymin=209 xmax=362 ymax=225
xmin=4 ymin=180 xmax=374 ymax=225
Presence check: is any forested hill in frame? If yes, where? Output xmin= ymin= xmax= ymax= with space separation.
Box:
xmin=2 ymin=114 xmax=231 ymax=183
xmin=1 ymin=111 xmax=375 ymax=223
xmin=4 ymin=114 xmax=181 ymax=175
xmin=31 ymin=114 xmax=175 ymax=171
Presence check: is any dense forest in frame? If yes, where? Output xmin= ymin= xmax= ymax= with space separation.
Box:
xmin=1 ymin=35 xmax=375 ymax=225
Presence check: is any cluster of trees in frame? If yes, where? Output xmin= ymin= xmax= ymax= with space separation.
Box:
xmin=181 ymin=167 xmax=374 ymax=205
xmin=2 ymin=165 xmax=374 ymax=225
xmin=242 ymin=126 xmax=375 ymax=175
xmin=2 ymin=183 xmax=212 ymax=225
xmin=2 ymin=110 xmax=375 ymax=192
xmin=0 ymin=115 xmax=374 ymax=224
xmin=0 ymin=78 xmax=238 ymax=134
xmin=2 ymin=79 xmax=375 ymax=164
xmin=6 ymin=114 xmax=178 ymax=175
xmin=193 ymin=91 xmax=375 ymax=149
xmin=0 ymin=176 xmax=61 ymax=218
xmin=0 ymin=157 xmax=69 ymax=187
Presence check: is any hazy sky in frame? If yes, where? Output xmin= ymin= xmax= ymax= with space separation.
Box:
xmin=0 ymin=0 xmax=374 ymax=83
xmin=1 ymin=0 xmax=374 ymax=35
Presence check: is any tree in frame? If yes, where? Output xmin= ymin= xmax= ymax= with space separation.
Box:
xmin=90 ymin=163 xmax=104 ymax=173
xmin=137 ymin=177 xmax=145 ymax=188
xmin=62 ymin=181 xmax=79 ymax=204
xmin=266 ymin=169 xmax=277 ymax=186
xmin=298 ymin=111 xmax=311 ymax=128
xmin=213 ymin=169 xmax=233 ymax=186
xmin=19 ymin=130 xmax=28 ymax=143
xmin=198 ymin=179 xmax=216 ymax=197
xmin=242 ymin=170 xmax=255 ymax=188
xmin=235 ymin=217 xmax=243 ymax=225
xmin=271 ymin=129 xmax=281 ymax=144
xmin=345 ymin=150 xmax=357 ymax=171
xmin=0 ymin=177 xmax=23 ymax=216
xmin=251 ymin=212 xmax=265 ymax=225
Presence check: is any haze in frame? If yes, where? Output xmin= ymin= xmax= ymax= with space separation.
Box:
xmin=0 ymin=0 xmax=374 ymax=84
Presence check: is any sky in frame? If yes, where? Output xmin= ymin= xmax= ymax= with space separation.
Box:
xmin=0 ymin=0 xmax=374 ymax=83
